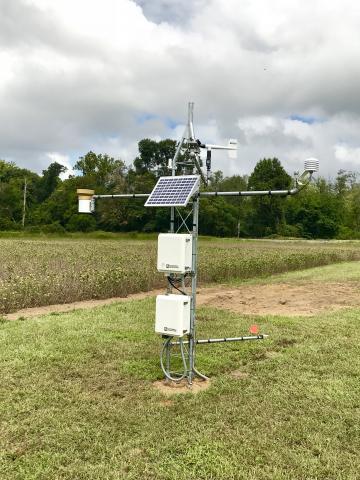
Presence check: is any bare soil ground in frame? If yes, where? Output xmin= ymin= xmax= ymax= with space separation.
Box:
xmin=153 ymin=378 xmax=211 ymax=395
xmin=196 ymin=281 xmax=360 ymax=317
xmin=3 ymin=289 xmax=163 ymax=320
xmin=4 ymin=281 xmax=360 ymax=321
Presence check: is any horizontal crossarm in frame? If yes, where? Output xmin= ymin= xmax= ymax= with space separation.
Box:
xmin=93 ymin=193 xmax=149 ymax=199
xmin=92 ymin=188 xmax=300 ymax=201
xmin=199 ymin=188 xmax=299 ymax=197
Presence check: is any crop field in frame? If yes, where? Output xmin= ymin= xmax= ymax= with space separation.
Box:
xmin=0 ymin=235 xmax=360 ymax=314
xmin=1 ymin=261 xmax=360 ymax=479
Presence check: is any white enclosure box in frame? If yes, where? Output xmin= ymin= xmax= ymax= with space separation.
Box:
xmin=78 ymin=199 xmax=92 ymax=213
xmin=77 ymin=189 xmax=95 ymax=214
xmin=155 ymin=294 xmax=191 ymax=337
xmin=157 ymin=233 xmax=192 ymax=273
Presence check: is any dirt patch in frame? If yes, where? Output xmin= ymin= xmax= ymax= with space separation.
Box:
xmin=276 ymin=338 xmax=297 ymax=348
xmin=153 ymin=378 xmax=211 ymax=395
xmin=196 ymin=281 xmax=360 ymax=317
xmin=4 ymin=289 xmax=163 ymax=321
xmin=265 ymin=351 xmax=282 ymax=359
xmin=4 ymin=281 xmax=360 ymax=321
xmin=230 ymin=370 xmax=249 ymax=380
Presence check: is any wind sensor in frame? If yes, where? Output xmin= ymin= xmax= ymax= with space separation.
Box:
xmin=77 ymin=102 xmax=319 ymax=386
xmin=169 ymin=102 xmax=237 ymax=184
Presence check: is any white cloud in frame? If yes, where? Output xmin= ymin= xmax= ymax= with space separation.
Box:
xmin=46 ymin=152 xmax=74 ymax=179
xmin=334 ymin=144 xmax=360 ymax=166
xmin=1 ymin=0 xmax=360 ymax=178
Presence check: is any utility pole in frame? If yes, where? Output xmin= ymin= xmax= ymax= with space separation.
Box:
xmin=22 ymin=177 xmax=27 ymax=228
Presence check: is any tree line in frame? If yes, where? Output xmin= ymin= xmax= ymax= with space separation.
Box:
xmin=0 ymin=138 xmax=359 ymax=239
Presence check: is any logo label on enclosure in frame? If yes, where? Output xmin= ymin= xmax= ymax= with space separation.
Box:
xmin=164 ymin=326 xmax=176 ymax=332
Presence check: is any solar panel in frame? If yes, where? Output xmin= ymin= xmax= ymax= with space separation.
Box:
xmin=145 ymin=175 xmax=200 ymax=207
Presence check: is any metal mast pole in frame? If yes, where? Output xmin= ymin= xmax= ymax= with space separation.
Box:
xmin=188 ymin=101 xmax=195 ymax=140
xmin=165 ymin=103 xmax=194 ymax=381
xmin=166 ymin=102 xmax=206 ymax=385
xmin=169 ymin=103 xmax=192 ymax=232
xmin=170 ymin=154 xmax=176 ymax=233
xmin=22 ymin=177 xmax=27 ymax=228
xmin=188 ymin=195 xmax=199 ymax=383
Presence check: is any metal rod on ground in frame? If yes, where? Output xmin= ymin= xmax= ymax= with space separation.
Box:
xmin=171 ymin=335 xmax=269 ymax=346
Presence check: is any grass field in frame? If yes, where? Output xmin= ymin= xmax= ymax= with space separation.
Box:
xmin=0 ymin=235 xmax=359 ymax=313
xmin=1 ymin=261 xmax=360 ymax=479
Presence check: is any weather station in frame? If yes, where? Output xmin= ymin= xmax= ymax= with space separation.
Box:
xmin=77 ymin=102 xmax=319 ymax=386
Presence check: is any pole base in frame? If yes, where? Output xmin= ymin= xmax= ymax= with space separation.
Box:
xmin=154 ymin=376 xmax=211 ymax=394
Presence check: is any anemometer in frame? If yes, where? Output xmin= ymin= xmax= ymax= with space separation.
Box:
xmin=77 ymin=102 xmax=319 ymax=385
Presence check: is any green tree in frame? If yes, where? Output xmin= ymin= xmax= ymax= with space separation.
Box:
xmin=133 ymin=139 xmax=176 ymax=176
xmin=286 ymin=179 xmax=342 ymax=238
xmin=66 ymin=214 xmax=96 ymax=232
xmin=74 ymin=151 xmax=126 ymax=186
xmin=199 ymin=197 xmax=239 ymax=236
xmin=0 ymin=160 xmax=41 ymax=229
xmin=32 ymin=175 xmax=93 ymax=228
xmin=247 ymin=158 xmax=292 ymax=236
xmin=334 ymin=169 xmax=356 ymax=197
xmin=347 ymin=185 xmax=360 ymax=234
xmin=39 ymin=162 xmax=66 ymax=201
xmin=205 ymin=174 xmax=250 ymax=237
xmin=0 ymin=182 xmax=22 ymax=229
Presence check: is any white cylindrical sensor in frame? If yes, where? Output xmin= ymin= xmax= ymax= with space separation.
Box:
xmin=304 ymin=158 xmax=319 ymax=173
xmin=77 ymin=189 xmax=95 ymax=213
xmin=78 ymin=199 xmax=92 ymax=213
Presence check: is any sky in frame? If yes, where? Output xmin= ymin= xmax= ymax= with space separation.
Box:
xmin=1 ymin=0 xmax=360 ymax=179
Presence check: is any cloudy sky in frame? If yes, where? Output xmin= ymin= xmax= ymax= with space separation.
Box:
xmin=1 ymin=0 xmax=360 ymax=179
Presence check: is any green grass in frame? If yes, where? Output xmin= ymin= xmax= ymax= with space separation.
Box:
xmin=1 ymin=262 xmax=360 ymax=479
xmin=227 ymin=259 xmax=360 ymax=286
xmin=270 ymin=259 xmax=360 ymax=283
xmin=0 ymin=236 xmax=359 ymax=313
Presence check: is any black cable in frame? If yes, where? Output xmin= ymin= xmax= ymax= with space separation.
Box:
xmin=172 ymin=274 xmax=190 ymax=284
xmin=167 ymin=276 xmax=187 ymax=295
xmin=172 ymin=277 xmax=182 ymax=284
